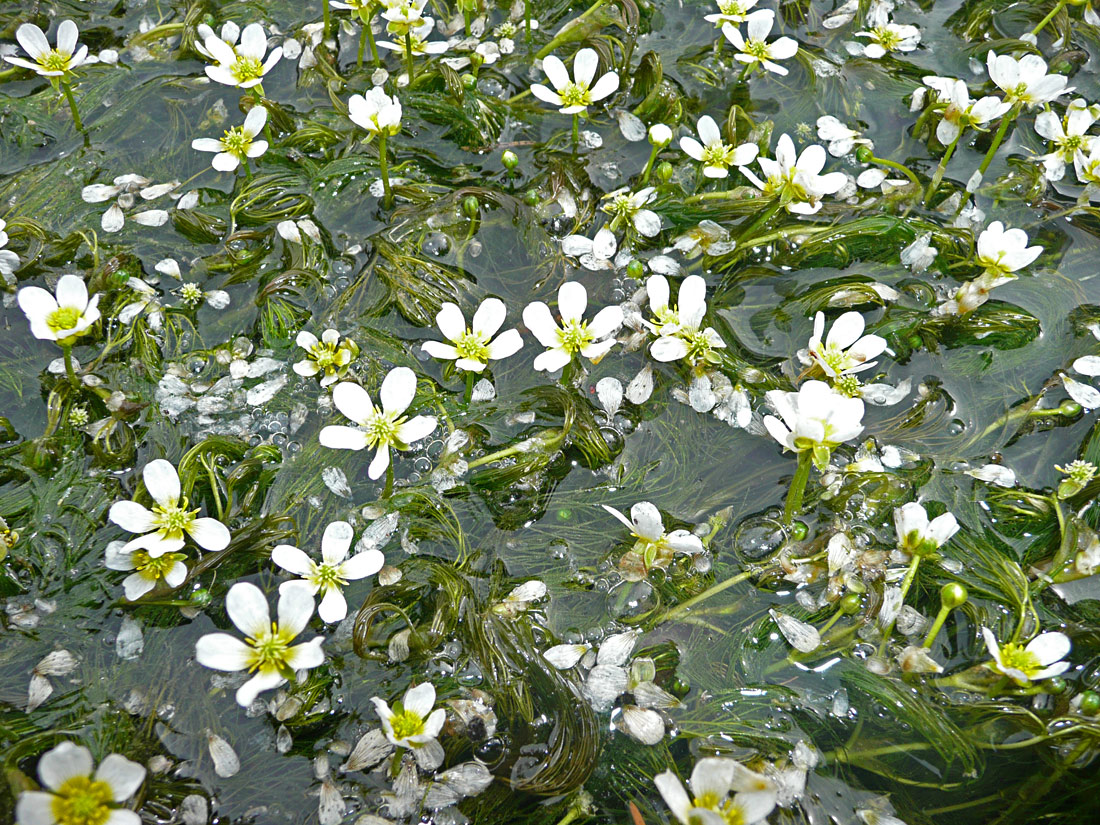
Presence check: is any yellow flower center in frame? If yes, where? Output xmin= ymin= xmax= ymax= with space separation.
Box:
xmin=179 ymin=283 xmax=204 ymax=306
xmin=454 ymin=329 xmax=490 ymax=363
xmin=719 ymin=0 xmax=746 ymax=15
xmin=309 ymin=561 xmax=348 ymax=593
xmin=220 ymin=126 xmax=253 ymax=158
xmin=743 ymin=39 xmax=770 ymax=60
xmin=999 ymin=643 xmax=1041 ymax=676
xmin=559 ymin=81 xmax=591 ymax=108
xmin=389 ymin=707 xmax=426 ymax=740
xmin=47 ymin=306 xmax=83 ymax=334
xmin=683 ymin=329 xmax=718 ymax=364
xmin=364 ymin=412 xmax=406 ymax=449
xmin=834 ymin=374 xmax=862 ymax=398
xmin=231 ymin=55 xmax=265 ymax=84
xmin=151 ymin=498 xmax=198 ymax=540
xmin=701 ymin=141 xmax=737 ymax=169
xmin=558 ymin=319 xmax=594 ymax=354
xmin=247 ymin=623 xmax=296 ymax=674
xmin=872 ymin=26 xmax=902 ymax=50
xmin=132 ymin=550 xmax=186 ymax=582
xmin=51 ymin=775 xmax=114 ymax=825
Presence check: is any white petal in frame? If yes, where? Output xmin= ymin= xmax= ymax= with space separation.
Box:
xmin=187 ymin=518 xmax=230 ymax=551
xmin=142 ymin=459 xmax=180 ymax=508
xmin=236 ymin=671 xmax=285 ymax=707
xmin=629 ymin=502 xmax=665 ymax=541
xmin=272 ymin=544 xmax=314 ymax=576
xmin=321 ymin=520 xmax=354 ymax=563
xmin=396 ymin=415 xmax=436 ymax=445
xmin=109 ymin=501 xmax=156 ymax=533
xmin=1025 ymin=632 xmax=1071 ymax=666
xmin=339 ymin=549 xmax=385 ymax=580
xmin=380 ymin=366 xmax=417 ymax=415
xmin=95 ymin=754 xmax=146 ymax=802
xmin=320 ymin=425 xmax=370 ymax=451
xmin=436 ymin=302 xmax=466 ymax=341
xmin=331 ymin=381 xmax=375 ymax=424
xmin=277 ymin=581 xmax=317 ymax=638
xmin=557 ymin=281 xmax=588 ymax=323
xmin=403 ymin=682 xmax=437 ymax=717
xmin=318 ymin=587 xmax=348 ymax=623
xmin=38 ymin=742 xmax=94 ymax=791
xmin=226 ymin=582 xmax=271 ymax=638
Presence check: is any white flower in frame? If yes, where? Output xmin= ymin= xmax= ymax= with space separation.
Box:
xmin=1035 ymin=98 xmax=1100 ymax=182
xmin=272 ymin=521 xmax=385 ymax=624
xmin=383 ymin=0 xmax=430 ymax=36
xmin=319 ymin=368 xmax=438 ymax=479
xmin=922 ymin=76 xmax=1010 ymax=145
xmin=742 ymin=134 xmax=847 ymax=214
xmin=3 ymin=21 xmax=89 ymax=77
xmin=378 ymin=20 xmax=449 ymax=57
xmin=816 ymin=115 xmax=871 ymax=157
xmin=80 ymin=174 xmax=177 ymax=233
xmin=117 ymin=278 xmax=165 ymax=330
xmin=202 ymin=22 xmax=282 ymax=89
xmin=16 ymin=742 xmax=145 ymax=825
xmin=806 ymin=311 xmax=887 ymax=377
xmin=561 ymin=227 xmax=618 ymax=271
xmin=655 ymin=757 xmax=777 ymax=825
xmin=105 ymin=539 xmax=187 ymax=601
xmin=293 ymin=329 xmax=358 ymax=387
xmin=601 ymin=186 xmax=661 ymax=236
xmin=986 ymin=51 xmax=1072 ymax=109
xmin=1074 ymin=139 xmax=1100 ymax=190
xmin=195 ymin=581 xmax=325 ymax=707
xmin=194 ymin=21 xmax=240 ymax=60
xmin=649 ymin=123 xmax=673 ymax=146
xmin=17 ymin=275 xmax=101 ymax=343
xmin=421 ymin=299 xmax=523 ymax=372
xmin=680 ymin=115 xmax=759 ymax=178
xmin=981 ymin=628 xmax=1071 ymax=686
xmin=108 ymin=458 xmax=231 ymax=557
xmin=704 ymin=0 xmax=761 ymax=27
xmin=493 ymin=3 xmax=537 ymax=54
xmin=853 ymin=22 xmax=921 ymax=58
xmin=669 ymin=220 xmax=735 ymax=259
xmin=602 ymin=502 xmax=704 ymax=568
xmin=763 ymin=380 xmax=865 ymax=468
xmin=644 ymin=274 xmax=726 ymax=365
xmin=531 ymin=47 xmax=620 ymax=115
xmin=934 ymin=271 xmax=1015 ymax=316
xmin=192 ymin=107 xmax=269 ymax=172
xmin=0 ymin=219 xmax=19 ymax=277
xmin=893 ymin=502 xmax=959 ymax=556
xmin=348 ymin=87 xmax=402 ymax=138
xmin=372 ymin=682 xmax=447 ymax=749
xmin=975 ymin=221 xmax=1042 ymax=277
xmin=721 ymin=11 xmax=798 ymax=76
xmin=523 ymin=281 xmax=623 ymax=372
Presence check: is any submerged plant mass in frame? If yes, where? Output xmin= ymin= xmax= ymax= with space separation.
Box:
xmin=6 ymin=1 xmax=1100 ymax=824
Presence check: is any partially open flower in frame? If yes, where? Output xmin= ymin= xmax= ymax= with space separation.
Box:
xmin=372 ymin=682 xmax=447 ymax=749
xmin=293 ymin=329 xmax=358 ymax=387
xmin=893 ymin=502 xmax=959 ymax=557
xmin=981 ymin=627 xmax=1071 ymax=686
xmin=764 ymin=380 xmax=865 ymax=469
xmin=655 ymin=757 xmax=777 ymax=825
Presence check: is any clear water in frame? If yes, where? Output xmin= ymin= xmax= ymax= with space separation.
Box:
xmin=3 ymin=1 xmax=1100 ymax=824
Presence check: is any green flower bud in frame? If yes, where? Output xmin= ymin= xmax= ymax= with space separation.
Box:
xmin=1046 ymin=676 xmax=1067 ymax=694
xmin=625 ymin=259 xmax=645 ymax=280
xmin=463 ymin=195 xmax=479 ymax=219
xmin=655 ymin=161 xmax=674 ymax=183
xmin=502 ymin=150 xmax=519 ymax=170
xmin=523 ymin=189 xmax=539 ymax=206
xmin=789 ymin=521 xmax=808 ymax=540
xmin=839 ymin=593 xmax=863 ymax=615
xmin=190 ymin=588 xmax=213 ymax=607
xmin=1079 ymin=690 xmax=1100 ymax=714
xmin=461 ymin=72 xmax=477 ymax=89
xmin=940 ymin=582 xmax=968 ymax=609
xmin=855 ymin=146 xmax=874 ymax=164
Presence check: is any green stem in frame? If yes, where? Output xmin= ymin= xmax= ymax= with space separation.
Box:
xmin=464 ymin=9 xmax=472 ymax=37
xmin=61 ymin=82 xmax=83 ymax=132
xmin=553 ymin=809 xmax=580 ymax=825
xmin=358 ymin=26 xmax=367 ymax=68
xmin=202 ymin=456 xmax=225 ymax=521
xmin=738 ymin=198 xmax=782 ymax=242
xmin=921 ymin=603 xmax=952 ymax=648
xmin=654 ymin=568 xmax=758 ymax=626
xmin=378 ymin=132 xmax=393 ymax=207
xmin=868 ymin=154 xmax=921 ymax=189
xmin=384 ymin=461 xmax=394 ymax=498
xmin=1031 ymin=0 xmax=1068 ymax=36
xmin=782 ymin=450 xmax=812 ymax=526
xmin=463 ymin=371 xmax=475 ymax=405
xmin=572 ymin=113 xmax=580 ymax=148
xmin=924 ymin=130 xmax=962 ymax=205
xmin=639 ymin=144 xmax=660 ymax=184
xmin=322 ymin=0 xmax=331 ymax=40
xmin=973 ymin=105 xmax=1020 ymax=187
xmin=60 ymin=344 xmax=79 ymax=388
xmin=405 ymin=32 xmax=415 ymax=83
xmin=525 ymin=0 xmax=532 ymax=46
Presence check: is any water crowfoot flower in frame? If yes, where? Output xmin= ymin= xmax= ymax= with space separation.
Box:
xmin=372 ymin=682 xmax=447 ymax=751
xmin=975 ymin=221 xmax=1042 ymax=277
xmin=742 ymin=134 xmax=846 ymax=214
xmin=195 ymin=581 xmax=325 ymax=707
xmin=764 ymin=380 xmax=865 ymax=470
xmin=602 ymin=501 xmax=704 ymax=576
xmin=1034 ymin=98 xmax=1100 ymax=182
xmin=561 ymin=227 xmax=619 ymax=271
xmin=3 ymin=21 xmax=89 ymax=129
xmin=80 ymin=174 xmax=178 ymax=233
xmin=16 ymin=742 xmax=146 ymax=825
xmin=0 ymin=219 xmax=19 ymax=278
xmin=644 ymin=274 xmax=725 ymax=366
xmin=602 ymin=187 xmax=661 ymax=236
xmin=108 ymin=459 xmax=231 ymax=557
xmin=981 ymin=628 xmax=1071 ymax=686
xmin=922 ymin=76 xmax=1011 ymax=146
xmin=523 ymin=281 xmax=623 ymax=372
xmin=192 ymin=107 xmax=269 ymax=172
xmin=680 ymin=115 xmax=759 ymax=178
xmin=655 ymin=757 xmax=777 ymax=825
xmin=421 ymin=299 xmax=523 ymax=373
xmin=348 ymin=88 xmax=402 ymax=205
xmin=293 ymin=329 xmax=358 ymax=387
xmin=853 ymin=22 xmax=921 ymax=58
xmin=704 ymin=0 xmax=761 ymax=27
xmin=17 ymin=275 xmax=101 ymax=345
xmin=894 ymin=502 xmax=959 ymax=557
xmin=986 ymin=51 xmax=1072 ymax=109
xmin=531 ymin=47 xmax=620 ymax=115
xmin=203 ymin=23 xmax=283 ymax=90
xmin=721 ymin=10 xmax=798 ymax=76
xmin=805 ymin=311 xmax=887 ymax=378
xmin=272 ymin=521 xmax=385 ymax=623
xmin=319 ymin=367 xmax=438 ymax=480
xmin=105 ymin=540 xmax=188 ymax=601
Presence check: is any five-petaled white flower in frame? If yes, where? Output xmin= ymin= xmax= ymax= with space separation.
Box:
xmin=742 ymin=133 xmax=847 ymax=214
xmin=680 ymin=115 xmax=759 ymax=178
xmin=763 ymin=380 xmax=865 ymax=468
xmin=986 ymin=51 xmax=1072 ymax=110
xmin=319 ymin=368 xmax=438 ymax=479
xmin=272 ymin=521 xmax=385 ymax=624
xmin=108 ymin=458 xmax=231 ymax=557
xmin=192 ymin=107 xmax=269 ymax=172
xmin=981 ymin=627 xmax=1071 ymax=687
xmin=531 ymin=47 xmax=620 ymax=115
xmin=16 ymin=742 xmax=146 ymax=825
xmin=379 ymin=20 xmax=449 ymax=58
xmin=421 ymin=299 xmax=523 ymax=372
xmin=602 ymin=502 xmax=704 ymax=570
xmin=294 ymin=329 xmax=359 ymax=387
xmin=645 ymin=274 xmax=725 ymax=365
xmin=853 ymin=22 xmax=921 ymax=58
xmin=975 ymin=221 xmax=1042 ymax=278
xmin=894 ymin=502 xmax=959 ymax=557
xmin=0 ymin=219 xmax=19 ymax=277
xmin=372 ymin=682 xmax=447 ymax=749
xmin=922 ymin=76 xmax=1010 ymax=145
xmin=382 ymin=0 xmax=430 ymax=36
xmin=1035 ymin=98 xmax=1100 ymax=182
xmin=3 ymin=21 xmax=90 ymax=78
xmin=806 ymin=311 xmax=887 ymax=378
xmin=721 ymin=11 xmax=798 ymax=76
xmin=601 ymin=187 xmax=661 ymax=237
xmin=17 ymin=275 xmax=101 ymax=344
xmin=704 ymin=0 xmax=761 ymax=27
xmin=348 ymin=88 xmax=403 ymax=139
xmin=195 ymin=581 xmax=325 ymax=706
xmin=105 ymin=539 xmax=188 ymax=601
xmin=523 ymin=281 xmax=623 ymax=372
xmin=202 ymin=22 xmax=283 ymax=89
xmin=655 ymin=757 xmax=778 ymax=825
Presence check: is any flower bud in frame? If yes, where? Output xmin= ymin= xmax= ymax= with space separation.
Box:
xmin=839 ymin=593 xmax=862 ymax=615
xmin=1079 ymin=690 xmax=1100 ymax=714
xmin=648 ymin=123 xmax=672 ymax=146
xmin=789 ymin=521 xmax=809 ymax=541
xmin=523 ymin=189 xmax=539 ymax=206
xmin=461 ymin=72 xmax=477 ymax=89
xmin=502 ymin=150 xmax=519 ymax=170
xmin=655 ymin=161 xmax=673 ymax=183
xmin=463 ymin=196 xmax=479 ymax=219
xmin=855 ymin=146 xmax=874 ymax=164
xmin=940 ymin=582 xmax=968 ymax=610
xmin=625 ymin=259 xmax=645 ymax=280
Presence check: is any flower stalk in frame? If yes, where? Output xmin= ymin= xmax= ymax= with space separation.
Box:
xmin=782 ymin=450 xmax=812 ymax=526
xmin=924 ymin=130 xmax=962 ymax=204
xmin=378 ymin=132 xmax=393 ymax=207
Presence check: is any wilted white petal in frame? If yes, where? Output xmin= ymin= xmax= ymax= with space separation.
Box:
xmin=626 ymin=365 xmax=654 ymax=404
xmin=596 ymin=377 xmax=623 ymax=417
xmin=769 ymin=609 xmax=821 ymax=653
xmin=966 ymin=464 xmax=1016 ymax=487
xmin=116 ymin=616 xmax=144 ymax=660
xmin=597 ymin=630 xmax=638 ymax=666
xmin=342 ymin=729 xmax=394 ymax=772
xmin=206 ymin=730 xmax=240 ymax=777
xmin=322 ymin=467 xmax=352 ymax=498
xmin=585 ymin=664 xmax=629 ymax=711
xmin=620 ymin=705 xmax=664 ymax=744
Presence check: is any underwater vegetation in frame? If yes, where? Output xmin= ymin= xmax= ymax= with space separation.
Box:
xmin=5 ymin=0 xmax=1100 ymax=823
